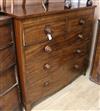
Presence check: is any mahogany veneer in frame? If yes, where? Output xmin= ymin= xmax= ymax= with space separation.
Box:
xmin=14 ymin=6 xmax=95 ymax=111
xmin=0 ymin=16 xmax=22 ymax=111
xmin=0 ymin=2 xmax=96 ymax=111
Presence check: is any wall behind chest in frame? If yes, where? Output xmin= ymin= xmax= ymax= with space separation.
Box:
xmin=0 ymin=0 xmax=64 ymax=6
xmin=93 ymin=0 xmax=100 ymax=19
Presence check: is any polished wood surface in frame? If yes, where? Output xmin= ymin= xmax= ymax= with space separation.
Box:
xmin=90 ymin=20 xmax=100 ymax=85
xmin=0 ymin=16 xmax=13 ymax=49
xmin=13 ymin=5 xmax=95 ymax=111
xmin=0 ymin=16 xmax=22 ymax=111
xmin=0 ymin=3 xmax=96 ymax=19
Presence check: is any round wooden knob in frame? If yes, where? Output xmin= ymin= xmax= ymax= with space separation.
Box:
xmin=74 ymin=64 xmax=79 ymax=69
xmin=79 ymin=19 xmax=85 ymax=25
xmin=44 ymin=64 xmax=51 ymax=70
xmin=76 ymin=49 xmax=81 ymax=54
xmin=44 ymin=81 xmax=49 ymax=87
xmin=44 ymin=45 xmax=52 ymax=53
xmin=78 ymin=34 xmax=84 ymax=39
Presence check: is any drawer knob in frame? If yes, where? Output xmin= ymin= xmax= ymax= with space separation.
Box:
xmin=44 ymin=45 xmax=52 ymax=53
xmin=44 ymin=64 xmax=51 ymax=70
xmin=79 ymin=19 xmax=85 ymax=25
xmin=44 ymin=26 xmax=53 ymax=41
xmin=78 ymin=34 xmax=83 ymax=39
xmin=76 ymin=49 xmax=81 ymax=54
xmin=74 ymin=64 xmax=79 ymax=69
xmin=44 ymin=81 xmax=49 ymax=87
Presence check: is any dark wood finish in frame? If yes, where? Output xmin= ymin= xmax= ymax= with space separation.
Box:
xmin=0 ymin=16 xmax=22 ymax=111
xmin=11 ymin=4 xmax=95 ymax=111
xmin=90 ymin=20 xmax=100 ymax=85
xmin=0 ymin=17 xmax=13 ymax=49
xmin=0 ymin=46 xmax=16 ymax=72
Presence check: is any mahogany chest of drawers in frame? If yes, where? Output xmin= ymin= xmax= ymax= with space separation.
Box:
xmin=90 ymin=20 xmax=100 ymax=84
xmin=0 ymin=16 xmax=22 ymax=111
xmin=11 ymin=5 xmax=95 ymax=111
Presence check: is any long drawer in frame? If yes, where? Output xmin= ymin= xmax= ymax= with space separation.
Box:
xmin=26 ymin=57 xmax=87 ymax=104
xmin=25 ymin=33 xmax=89 ymax=82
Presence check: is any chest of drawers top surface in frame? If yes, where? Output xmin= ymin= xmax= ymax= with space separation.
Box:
xmin=0 ymin=2 xmax=96 ymax=19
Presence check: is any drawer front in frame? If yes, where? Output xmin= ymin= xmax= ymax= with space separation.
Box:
xmin=27 ymin=73 xmax=68 ymax=103
xmin=25 ymin=34 xmax=89 ymax=83
xmin=0 ymin=87 xmax=22 ymax=111
xmin=0 ymin=46 xmax=16 ymax=72
xmin=67 ymin=26 xmax=93 ymax=42
xmin=0 ymin=66 xmax=16 ymax=95
xmin=23 ymin=15 xmax=66 ymax=46
xmin=0 ymin=22 xmax=13 ymax=50
xmin=26 ymin=57 xmax=87 ymax=104
xmin=62 ymin=41 xmax=90 ymax=61
xmin=67 ymin=11 xmax=94 ymax=33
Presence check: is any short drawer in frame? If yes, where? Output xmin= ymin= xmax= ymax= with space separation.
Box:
xmin=0 ymin=46 xmax=16 ymax=72
xmin=70 ymin=57 xmax=88 ymax=75
xmin=67 ymin=12 xmax=94 ymax=33
xmin=0 ymin=22 xmax=14 ymax=50
xmin=67 ymin=25 xmax=93 ymax=41
xmin=23 ymin=15 xmax=66 ymax=46
xmin=62 ymin=39 xmax=90 ymax=60
xmin=0 ymin=87 xmax=22 ymax=111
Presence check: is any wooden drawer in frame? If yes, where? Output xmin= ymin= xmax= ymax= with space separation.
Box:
xmin=70 ymin=57 xmax=88 ymax=74
xmin=26 ymin=57 xmax=87 ymax=104
xmin=25 ymin=37 xmax=89 ymax=83
xmin=67 ymin=26 xmax=93 ymax=42
xmin=0 ymin=65 xmax=17 ymax=95
xmin=0 ymin=46 xmax=16 ymax=72
xmin=62 ymin=41 xmax=90 ymax=61
xmin=27 ymin=74 xmax=68 ymax=104
xmin=0 ymin=19 xmax=14 ymax=50
xmin=67 ymin=11 xmax=94 ymax=33
xmin=23 ymin=15 xmax=66 ymax=46
xmin=0 ymin=87 xmax=22 ymax=111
